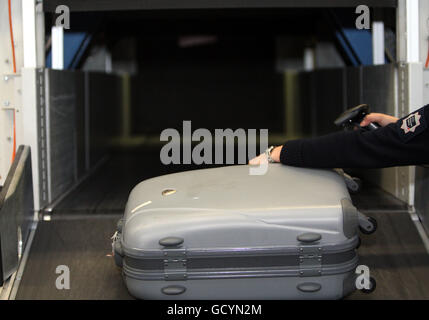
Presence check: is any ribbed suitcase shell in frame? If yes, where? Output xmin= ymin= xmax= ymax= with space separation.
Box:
xmin=113 ymin=164 xmax=360 ymax=299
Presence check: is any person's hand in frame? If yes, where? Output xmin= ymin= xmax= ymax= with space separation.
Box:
xmin=360 ymin=113 xmax=399 ymax=127
xmin=249 ymin=146 xmax=282 ymax=165
xmin=248 ymin=153 xmax=268 ymax=165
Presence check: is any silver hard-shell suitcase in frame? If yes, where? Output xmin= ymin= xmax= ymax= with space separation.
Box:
xmin=112 ymin=164 xmax=376 ymax=299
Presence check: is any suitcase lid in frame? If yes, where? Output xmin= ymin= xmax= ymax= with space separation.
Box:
xmin=122 ymin=164 xmax=355 ymax=253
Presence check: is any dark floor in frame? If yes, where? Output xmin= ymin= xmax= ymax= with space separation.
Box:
xmin=14 ymin=152 xmax=429 ymax=300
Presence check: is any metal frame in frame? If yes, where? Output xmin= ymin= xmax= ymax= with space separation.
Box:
xmin=0 ymin=0 xmax=24 ymax=186
xmin=1 ymin=0 xmax=44 ymax=213
xmin=20 ymin=0 xmax=45 ymax=211
xmin=42 ymin=0 xmax=397 ymax=12
xmin=21 ymin=68 xmax=48 ymax=212
xmin=392 ymin=1 xmax=425 ymax=206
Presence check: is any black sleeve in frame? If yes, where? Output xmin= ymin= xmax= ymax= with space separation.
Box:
xmin=279 ymin=104 xmax=429 ymax=169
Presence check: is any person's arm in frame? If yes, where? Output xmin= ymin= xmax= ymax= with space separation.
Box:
xmin=250 ymin=104 xmax=429 ymax=169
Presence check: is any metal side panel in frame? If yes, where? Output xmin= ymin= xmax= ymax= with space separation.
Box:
xmin=87 ymin=72 xmax=122 ymax=168
xmin=360 ymin=61 xmax=396 ymax=193
xmin=0 ymin=146 xmax=34 ymax=285
xmin=45 ymin=69 xmax=86 ymax=203
xmin=42 ymin=69 xmax=119 ymax=206
xmin=74 ymin=73 xmax=86 ymax=179
xmin=313 ymin=68 xmax=346 ymax=136
xmin=298 ymin=71 xmax=317 ymax=137
xmin=21 ymin=68 xmax=48 ymax=211
xmin=283 ymin=71 xmax=300 ymax=137
xmin=345 ymin=66 xmax=362 ymax=107
xmin=357 ymin=64 xmax=407 ymax=204
xmin=415 ymin=165 xmax=429 ymax=235
xmin=361 ymin=64 xmax=396 ymax=115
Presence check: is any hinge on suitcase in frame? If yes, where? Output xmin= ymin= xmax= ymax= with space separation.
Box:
xmin=163 ymin=249 xmax=187 ymax=281
xmin=298 ymin=246 xmax=322 ymax=277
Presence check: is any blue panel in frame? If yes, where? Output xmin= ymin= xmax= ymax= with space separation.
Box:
xmin=46 ymin=32 xmax=91 ymax=69
xmin=342 ymin=28 xmax=373 ymax=66
xmin=335 ymin=28 xmax=373 ymax=66
xmin=335 ymin=31 xmax=359 ymax=66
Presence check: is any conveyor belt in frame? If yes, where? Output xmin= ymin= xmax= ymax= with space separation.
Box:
xmin=15 ymin=218 xmax=132 ymax=300
xmin=13 ymin=152 xmax=429 ymax=300
xmin=53 ymin=151 xmax=165 ymax=215
xmin=348 ymin=211 xmax=429 ymax=299
xmin=53 ymin=149 xmax=210 ymax=215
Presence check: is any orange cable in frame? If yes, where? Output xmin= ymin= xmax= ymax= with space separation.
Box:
xmin=426 ymin=41 xmax=429 ymax=69
xmin=8 ymin=0 xmax=16 ymax=73
xmin=8 ymin=0 xmax=17 ymax=163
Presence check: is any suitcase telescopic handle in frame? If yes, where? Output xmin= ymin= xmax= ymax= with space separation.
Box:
xmin=334 ymin=104 xmax=380 ymax=131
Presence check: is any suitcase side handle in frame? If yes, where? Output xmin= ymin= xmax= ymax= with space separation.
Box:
xmin=159 ymin=237 xmax=184 ymax=247
xmin=161 ymin=285 xmax=187 ymax=295
xmin=297 ymin=233 xmax=322 ymax=243
xmin=297 ymin=282 xmax=322 ymax=293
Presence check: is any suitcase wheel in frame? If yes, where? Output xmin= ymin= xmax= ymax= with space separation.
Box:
xmin=113 ymin=250 xmax=123 ymax=268
xmin=361 ymin=277 xmax=376 ymax=294
xmin=359 ymin=217 xmax=377 ymax=235
xmin=356 ymin=237 xmax=361 ymax=249
xmin=349 ymin=177 xmax=362 ymax=194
